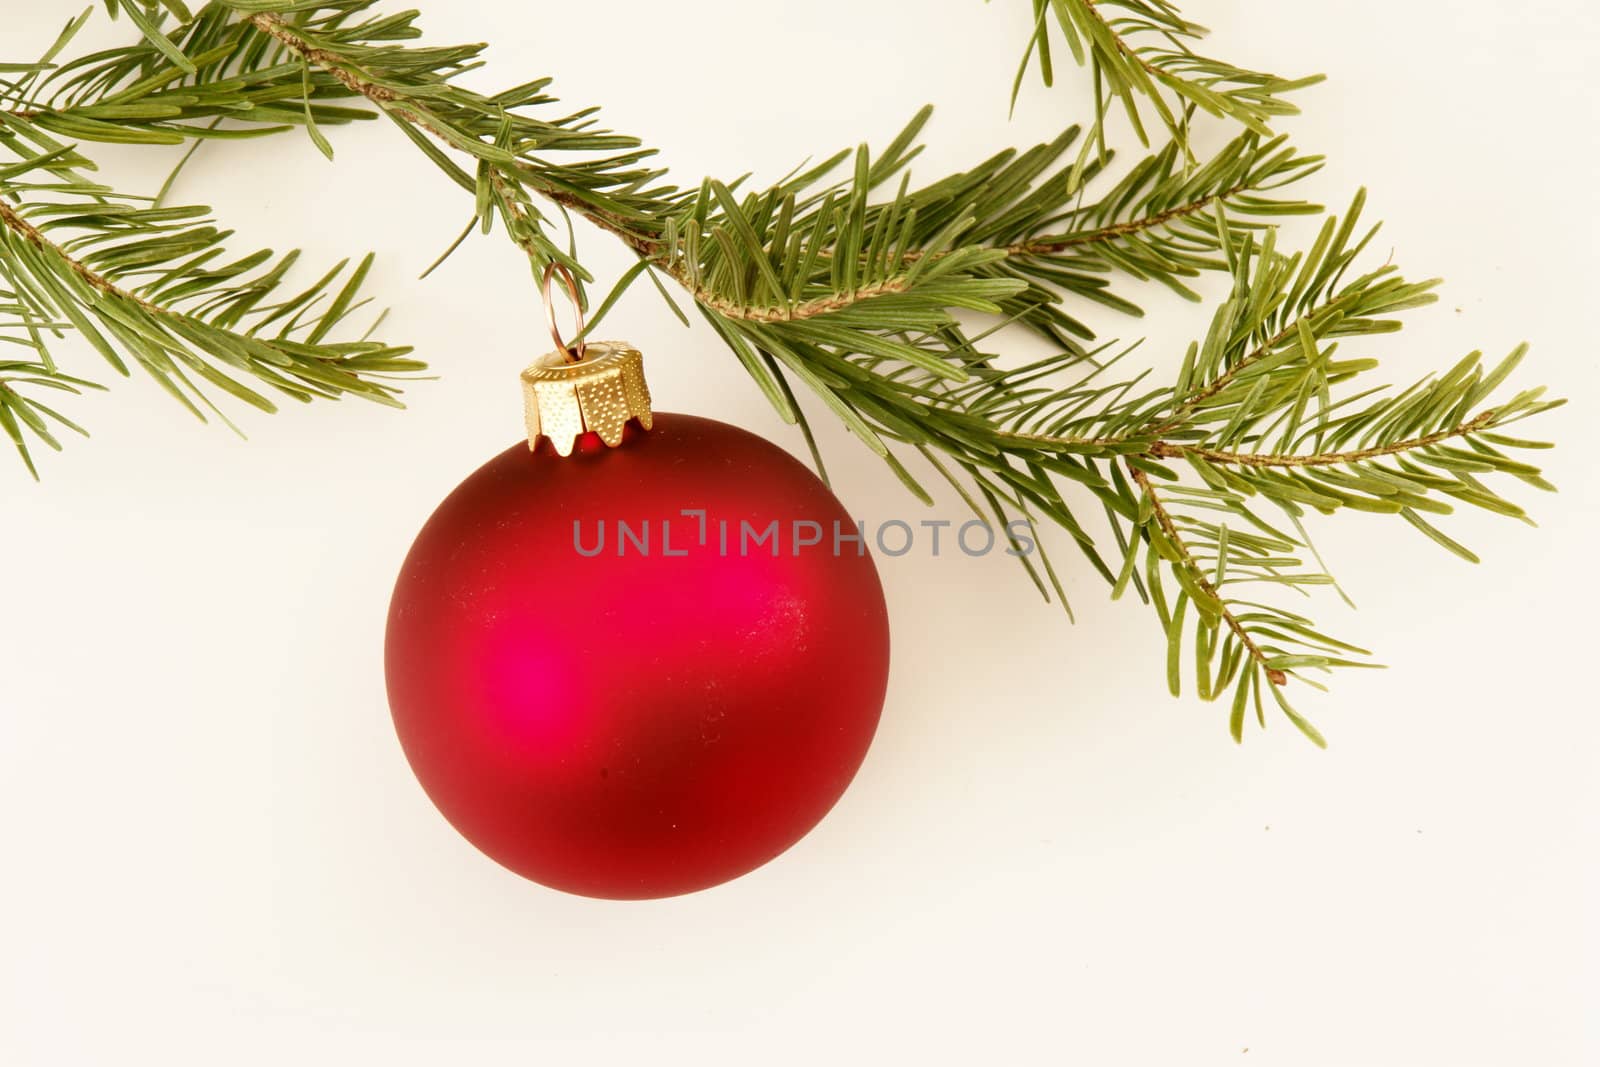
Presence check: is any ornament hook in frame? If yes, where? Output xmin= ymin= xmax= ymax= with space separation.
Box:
xmin=541 ymin=262 xmax=586 ymax=363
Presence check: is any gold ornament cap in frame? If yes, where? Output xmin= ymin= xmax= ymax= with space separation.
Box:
xmin=522 ymin=262 xmax=653 ymax=456
xmin=521 ymin=341 xmax=653 ymax=456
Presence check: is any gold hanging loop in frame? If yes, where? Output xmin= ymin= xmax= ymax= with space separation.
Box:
xmin=541 ymin=262 xmax=586 ymax=363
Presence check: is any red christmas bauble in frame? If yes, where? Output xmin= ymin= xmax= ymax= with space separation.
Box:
xmin=385 ymin=413 xmax=890 ymax=899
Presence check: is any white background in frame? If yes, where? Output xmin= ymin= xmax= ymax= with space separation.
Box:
xmin=2 ymin=2 xmax=1596 ymax=1064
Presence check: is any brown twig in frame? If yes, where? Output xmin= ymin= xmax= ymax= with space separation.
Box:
xmin=1077 ymin=0 xmax=1175 ymax=85
xmin=994 ymin=428 xmax=1141 ymax=451
xmin=249 ymin=14 xmax=658 ymax=256
xmin=244 ymin=12 xmax=1260 ymax=328
xmin=699 ymin=276 xmax=913 ymax=323
xmin=1149 ymin=280 xmax=1397 ymax=437
xmin=900 ymin=180 xmax=1254 ymax=266
xmin=250 ymin=14 xmax=934 ymax=325
xmin=0 ymin=197 xmax=162 ymax=315
xmin=1131 ymin=464 xmax=1287 ymax=687
xmin=1149 ymin=410 xmax=1498 ymax=468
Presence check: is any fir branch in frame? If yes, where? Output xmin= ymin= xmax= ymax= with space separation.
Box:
xmin=236 ymin=7 xmax=666 ymax=272
xmin=0 ymin=99 xmax=418 ymax=465
xmin=5 ymin=4 xmax=380 ymax=144
xmin=1015 ymin=0 xmax=1323 ymax=151
xmin=902 ymin=134 xmax=1318 ymax=262
xmin=1150 ymin=410 xmax=1499 ymax=469
xmin=230 ymin=6 xmax=1323 ymax=347
xmin=1130 ymin=464 xmax=1286 ymax=686
xmin=0 ymin=1 xmax=1564 ymax=745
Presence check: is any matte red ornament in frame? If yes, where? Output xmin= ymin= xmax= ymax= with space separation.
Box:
xmin=385 ymin=406 xmax=891 ymax=900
